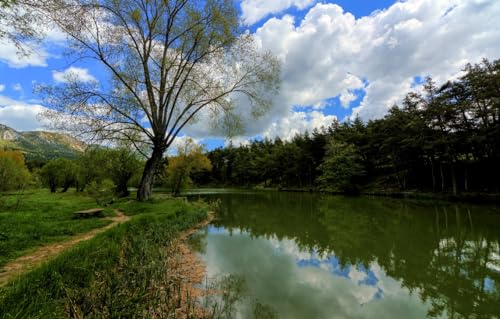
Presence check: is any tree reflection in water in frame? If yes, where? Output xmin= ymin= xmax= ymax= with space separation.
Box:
xmin=187 ymin=191 xmax=500 ymax=319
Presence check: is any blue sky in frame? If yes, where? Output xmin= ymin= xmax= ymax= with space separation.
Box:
xmin=1 ymin=0 xmax=499 ymax=151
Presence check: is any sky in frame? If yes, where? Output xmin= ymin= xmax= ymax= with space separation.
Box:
xmin=1 ymin=0 xmax=500 ymax=150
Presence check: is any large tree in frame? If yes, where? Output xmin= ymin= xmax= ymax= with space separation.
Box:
xmin=40 ymin=0 xmax=280 ymax=200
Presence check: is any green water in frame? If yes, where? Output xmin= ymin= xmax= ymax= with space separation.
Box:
xmin=186 ymin=190 xmax=500 ymax=319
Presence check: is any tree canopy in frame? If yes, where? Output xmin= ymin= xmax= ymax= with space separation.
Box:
xmin=39 ymin=0 xmax=280 ymax=201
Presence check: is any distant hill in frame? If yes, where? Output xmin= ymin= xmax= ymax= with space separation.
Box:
xmin=0 ymin=124 xmax=86 ymax=161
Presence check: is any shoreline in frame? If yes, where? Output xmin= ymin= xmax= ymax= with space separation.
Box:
xmin=187 ymin=186 xmax=500 ymax=204
xmin=275 ymin=188 xmax=500 ymax=204
xmin=167 ymin=211 xmax=215 ymax=318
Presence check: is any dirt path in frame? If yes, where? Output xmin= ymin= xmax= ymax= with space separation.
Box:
xmin=0 ymin=210 xmax=130 ymax=287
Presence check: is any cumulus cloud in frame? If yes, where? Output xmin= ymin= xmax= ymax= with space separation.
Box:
xmin=240 ymin=0 xmax=316 ymax=25
xmin=52 ymin=67 xmax=98 ymax=83
xmin=203 ymin=0 xmax=499 ymax=142
xmin=0 ymin=84 xmax=5 ymax=92
xmin=0 ymin=6 xmax=67 ymax=68
xmin=0 ymin=95 xmax=48 ymax=131
xmin=165 ymin=135 xmax=205 ymax=156
xmin=0 ymin=39 xmax=50 ymax=68
xmin=4 ymin=0 xmax=499 ymax=143
xmin=252 ymin=0 xmax=500 ymax=121
xmin=262 ymin=110 xmax=336 ymax=140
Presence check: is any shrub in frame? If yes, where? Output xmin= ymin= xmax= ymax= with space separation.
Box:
xmin=0 ymin=150 xmax=31 ymax=192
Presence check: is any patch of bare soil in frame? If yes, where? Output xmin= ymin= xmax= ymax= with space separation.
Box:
xmin=0 ymin=210 xmax=130 ymax=286
xmin=167 ymin=212 xmax=215 ymax=318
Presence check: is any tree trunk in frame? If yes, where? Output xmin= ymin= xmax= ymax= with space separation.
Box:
xmin=116 ymin=175 xmax=131 ymax=198
xmin=62 ymin=181 xmax=71 ymax=193
xmin=464 ymin=166 xmax=468 ymax=192
xmin=451 ymin=165 xmax=457 ymax=196
xmin=137 ymin=146 xmax=164 ymax=201
xmin=430 ymin=158 xmax=436 ymax=192
xmin=173 ymin=174 xmax=184 ymax=196
xmin=440 ymin=163 xmax=445 ymax=192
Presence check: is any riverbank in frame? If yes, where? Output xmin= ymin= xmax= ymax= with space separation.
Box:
xmin=275 ymin=187 xmax=500 ymax=204
xmin=167 ymin=211 xmax=215 ymax=318
xmin=0 ymin=194 xmax=211 ymax=318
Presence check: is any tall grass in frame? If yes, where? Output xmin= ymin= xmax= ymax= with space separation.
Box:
xmin=0 ymin=200 xmax=207 ymax=318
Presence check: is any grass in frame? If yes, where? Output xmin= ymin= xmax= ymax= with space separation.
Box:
xmin=0 ymin=193 xmax=209 ymax=318
xmin=0 ymin=190 xmax=114 ymax=268
xmin=113 ymin=194 xmax=194 ymax=215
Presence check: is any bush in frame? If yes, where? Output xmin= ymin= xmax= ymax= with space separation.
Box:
xmin=0 ymin=151 xmax=31 ymax=192
xmin=86 ymin=179 xmax=116 ymax=205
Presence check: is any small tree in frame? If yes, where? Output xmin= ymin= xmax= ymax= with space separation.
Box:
xmin=0 ymin=150 xmax=31 ymax=192
xmin=40 ymin=158 xmax=77 ymax=192
xmin=107 ymin=148 xmax=142 ymax=197
xmin=77 ymin=146 xmax=142 ymax=197
xmin=317 ymin=140 xmax=365 ymax=194
xmin=86 ymin=179 xmax=115 ymax=206
xmin=165 ymin=139 xmax=211 ymax=195
xmin=76 ymin=147 xmax=110 ymax=191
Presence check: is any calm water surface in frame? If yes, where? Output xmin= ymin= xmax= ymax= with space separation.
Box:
xmin=185 ymin=190 xmax=500 ymax=319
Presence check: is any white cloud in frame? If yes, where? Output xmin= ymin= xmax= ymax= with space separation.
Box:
xmin=262 ymin=110 xmax=336 ymax=140
xmin=0 ymin=5 xmax=67 ymax=68
xmin=0 ymin=95 xmax=48 ymax=131
xmin=0 ymin=84 xmax=5 ymax=92
xmin=252 ymin=0 xmax=500 ymax=121
xmin=166 ymin=135 xmax=204 ymax=156
xmin=195 ymin=0 xmax=499 ymax=143
xmin=52 ymin=67 xmax=97 ymax=83
xmin=240 ymin=0 xmax=316 ymax=25
xmin=348 ymin=267 xmax=368 ymax=284
xmin=0 ymin=39 xmax=50 ymax=68
xmin=4 ymin=0 xmax=499 ymax=144
xmin=182 ymin=0 xmax=500 ymax=142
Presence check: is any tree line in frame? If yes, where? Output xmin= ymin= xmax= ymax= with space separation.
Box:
xmin=196 ymin=59 xmax=500 ymax=195
xmin=2 ymin=59 xmax=498 ymax=196
xmin=0 ymin=139 xmax=212 ymax=200
xmin=0 ymin=147 xmax=143 ymax=200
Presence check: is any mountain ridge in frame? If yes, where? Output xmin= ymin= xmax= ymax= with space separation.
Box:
xmin=0 ymin=124 xmax=86 ymax=160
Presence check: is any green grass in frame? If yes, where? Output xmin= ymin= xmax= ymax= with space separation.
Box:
xmin=0 ymin=190 xmax=114 ymax=268
xmin=113 ymin=195 xmax=191 ymax=216
xmin=0 ymin=196 xmax=208 ymax=318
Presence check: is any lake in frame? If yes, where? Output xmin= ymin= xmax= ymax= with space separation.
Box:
xmin=185 ymin=189 xmax=500 ymax=319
